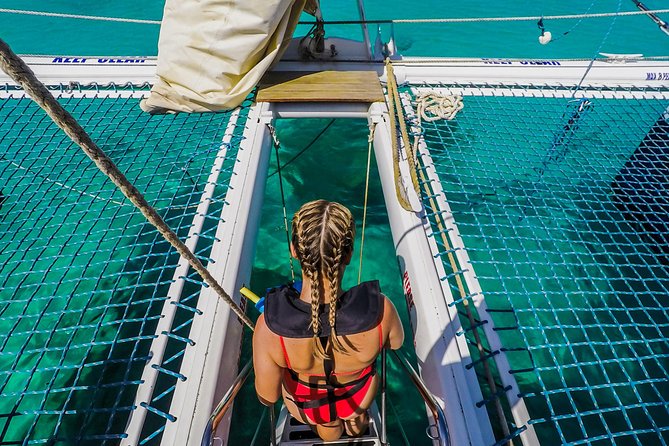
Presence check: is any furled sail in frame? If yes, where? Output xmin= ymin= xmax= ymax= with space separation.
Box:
xmin=140 ymin=0 xmax=313 ymax=114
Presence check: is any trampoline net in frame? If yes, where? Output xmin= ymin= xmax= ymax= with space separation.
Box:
xmin=0 ymin=85 xmax=249 ymax=445
xmin=410 ymin=83 xmax=669 ymax=445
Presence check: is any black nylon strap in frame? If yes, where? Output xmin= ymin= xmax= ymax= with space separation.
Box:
xmin=290 ymin=369 xmax=375 ymax=410
xmin=287 ymin=363 xmax=377 ymax=389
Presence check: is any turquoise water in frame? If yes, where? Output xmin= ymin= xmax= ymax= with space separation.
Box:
xmin=416 ymin=89 xmax=669 ymax=444
xmin=0 ymin=94 xmax=243 ymax=444
xmin=1 ymin=1 xmax=668 ymax=445
xmin=233 ymin=118 xmax=431 ymax=445
xmin=1 ymin=1 xmax=668 ymax=58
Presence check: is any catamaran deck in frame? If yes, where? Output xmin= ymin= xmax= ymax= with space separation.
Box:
xmin=257 ymin=70 xmax=385 ymax=103
xmin=1 ymin=56 xmax=668 ymax=445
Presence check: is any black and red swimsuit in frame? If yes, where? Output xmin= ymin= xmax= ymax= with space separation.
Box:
xmin=264 ymin=281 xmax=385 ymax=424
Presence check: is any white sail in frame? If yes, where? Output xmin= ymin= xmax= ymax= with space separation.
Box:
xmin=140 ymin=0 xmax=309 ymax=113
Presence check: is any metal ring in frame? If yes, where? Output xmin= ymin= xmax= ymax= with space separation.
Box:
xmin=426 ymin=423 xmax=439 ymax=440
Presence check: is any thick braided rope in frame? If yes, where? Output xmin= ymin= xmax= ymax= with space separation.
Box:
xmin=385 ymin=59 xmax=420 ymax=212
xmin=0 ymin=38 xmax=254 ymax=330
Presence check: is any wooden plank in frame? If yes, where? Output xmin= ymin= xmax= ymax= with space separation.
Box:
xmin=256 ymin=70 xmax=384 ymax=103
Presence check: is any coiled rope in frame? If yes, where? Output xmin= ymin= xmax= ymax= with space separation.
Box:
xmin=0 ymin=38 xmax=255 ymax=331
xmin=411 ymin=92 xmax=464 ymax=161
xmin=415 ymin=92 xmax=463 ymax=123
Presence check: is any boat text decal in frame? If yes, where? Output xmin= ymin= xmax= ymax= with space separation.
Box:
xmin=482 ymin=59 xmax=561 ymax=66
xmin=51 ymin=57 xmax=147 ymax=64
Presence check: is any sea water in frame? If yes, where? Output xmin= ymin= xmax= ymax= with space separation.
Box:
xmin=1 ymin=0 xmax=667 ymax=444
xmin=2 ymin=1 xmax=668 ymax=58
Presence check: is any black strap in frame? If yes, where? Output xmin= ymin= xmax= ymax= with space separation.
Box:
xmin=290 ymin=367 xmax=376 ymax=412
xmin=287 ymin=362 xmax=376 ymax=389
xmin=323 ymin=356 xmax=334 ymax=384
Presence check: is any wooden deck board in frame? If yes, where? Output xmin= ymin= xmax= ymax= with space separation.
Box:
xmin=256 ymin=70 xmax=384 ymax=103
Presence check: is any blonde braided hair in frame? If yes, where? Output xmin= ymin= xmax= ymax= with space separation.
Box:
xmin=291 ymin=200 xmax=355 ymax=360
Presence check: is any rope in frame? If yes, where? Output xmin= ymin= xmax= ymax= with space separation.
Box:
xmin=408 ymin=95 xmax=511 ymax=441
xmin=393 ymin=9 xmax=669 ymax=23
xmin=358 ymin=123 xmax=376 ymax=284
xmin=0 ymin=8 xmax=161 ymax=25
xmin=572 ymin=0 xmax=623 ymax=97
xmin=296 ymin=9 xmax=669 ymax=25
xmin=415 ymin=92 xmax=463 ymax=123
xmin=267 ymin=124 xmax=296 ymax=283
xmin=632 ymin=0 xmax=669 ymax=35
xmin=411 ymin=92 xmax=464 ymax=173
xmin=0 ymin=38 xmax=255 ymax=331
xmin=543 ymin=0 xmax=597 ymax=43
xmin=385 ymin=59 xmax=421 ymax=212
xmin=267 ymin=119 xmax=334 ymax=179
xmin=5 ymin=6 xmax=665 ymax=27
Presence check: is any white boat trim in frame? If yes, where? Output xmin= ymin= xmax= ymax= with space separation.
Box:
xmin=0 ymin=55 xmax=157 ymax=85
xmin=370 ymin=101 xmax=495 ymax=445
xmin=401 ymin=90 xmax=540 ymax=445
xmin=269 ymin=102 xmax=373 ymax=119
xmin=2 ymin=55 xmax=668 ymax=89
xmin=158 ymin=102 xmax=273 ymax=446
xmin=388 ymin=58 xmax=669 ymax=88
xmin=122 ymin=108 xmax=241 ymax=445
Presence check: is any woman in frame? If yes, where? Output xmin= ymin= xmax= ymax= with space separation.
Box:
xmin=253 ymin=199 xmax=405 ymax=441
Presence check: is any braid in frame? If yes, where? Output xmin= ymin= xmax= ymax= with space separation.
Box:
xmin=292 ymin=199 xmax=355 ymax=360
xmin=293 ymin=201 xmax=328 ymax=359
xmin=324 ymin=245 xmax=345 ymax=353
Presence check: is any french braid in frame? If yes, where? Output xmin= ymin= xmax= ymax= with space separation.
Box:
xmin=292 ymin=200 xmax=355 ymax=359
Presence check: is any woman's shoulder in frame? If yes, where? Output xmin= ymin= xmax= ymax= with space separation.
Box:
xmin=253 ymin=314 xmax=286 ymax=363
xmin=378 ymin=293 xmax=405 ymax=349
xmin=254 ymin=314 xmax=278 ymax=342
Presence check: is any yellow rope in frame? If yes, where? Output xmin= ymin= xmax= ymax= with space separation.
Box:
xmin=358 ymin=123 xmax=376 ymax=284
xmin=385 ymin=59 xmax=420 ymax=212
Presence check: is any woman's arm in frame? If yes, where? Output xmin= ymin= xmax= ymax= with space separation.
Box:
xmin=252 ymin=315 xmax=283 ymax=406
xmin=383 ymin=295 xmax=405 ymax=350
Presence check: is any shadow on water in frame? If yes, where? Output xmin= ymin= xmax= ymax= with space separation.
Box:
xmin=497 ymin=180 xmax=669 ymax=443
